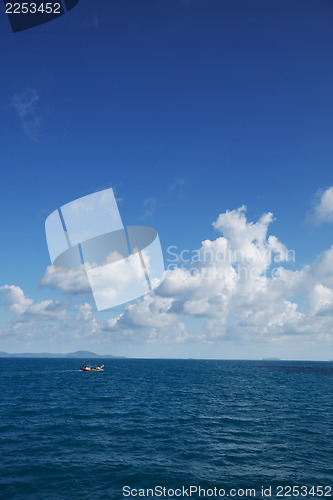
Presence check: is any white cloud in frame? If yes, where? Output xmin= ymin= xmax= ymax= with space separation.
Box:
xmin=106 ymin=205 xmax=333 ymax=347
xmin=11 ymin=89 xmax=42 ymax=141
xmin=40 ymin=265 xmax=91 ymax=294
xmin=5 ymin=202 xmax=333 ymax=356
xmin=0 ymin=285 xmax=104 ymax=346
xmin=75 ymin=303 xmax=100 ymax=336
xmin=169 ymin=177 xmax=186 ymax=199
xmin=139 ymin=198 xmax=157 ymax=220
xmin=309 ymin=187 xmax=333 ymax=225
xmin=0 ymin=285 xmax=67 ymax=320
xmin=0 ymin=285 xmax=33 ymax=314
xmin=112 ymin=294 xmax=175 ymax=329
xmin=308 ymin=283 xmax=333 ymax=314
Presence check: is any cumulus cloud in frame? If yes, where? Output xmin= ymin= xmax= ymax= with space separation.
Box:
xmin=0 ymin=285 xmax=33 ymax=314
xmin=308 ymin=283 xmax=333 ymax=315
xmin=7 ymin=203 xmax=333 ymax=352
xmin=0 ymin=285 xmax=66 ymax=320
xmin=75 ymin=303 xmax=100 ymax=336
xmin=40 ymin=265 xmax=91 ymax=294
xmin=107 ymin=294 xmax=175 ymax=330
xmin=309 ymin=187 xmax=333 ymax=225
xmin=105 ymin=205 xmax=333 ymax=346
xmin=0 ymin=285 xmax=103 ymax=345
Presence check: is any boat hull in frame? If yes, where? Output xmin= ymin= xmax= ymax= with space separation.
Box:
xmin=80 ymin=365 xmax=104 ymax=372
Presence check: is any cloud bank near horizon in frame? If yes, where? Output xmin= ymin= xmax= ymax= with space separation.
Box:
xmin=2 ymin=191 xmax=333 ymax=353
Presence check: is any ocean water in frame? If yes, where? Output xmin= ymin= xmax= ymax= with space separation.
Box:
xmin=0 ymin=359 xmax=332 ymax=499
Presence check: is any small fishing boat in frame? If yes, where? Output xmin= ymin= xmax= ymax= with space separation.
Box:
xmin=80 ymin=364 xmax=104 ymax=372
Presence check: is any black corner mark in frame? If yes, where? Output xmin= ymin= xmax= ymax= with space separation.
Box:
xmin=3 ymin=0 xmax=81 ymax=33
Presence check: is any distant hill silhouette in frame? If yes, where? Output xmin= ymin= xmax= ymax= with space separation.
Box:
xmin=0 ymin=350 xmax=125 ymax=359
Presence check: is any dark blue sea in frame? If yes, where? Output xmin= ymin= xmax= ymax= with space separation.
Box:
xmin=0 ymin=359 xmax=332 ymax=499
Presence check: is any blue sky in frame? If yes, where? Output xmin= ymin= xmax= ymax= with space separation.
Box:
xmin=1 ymin=0 xmax=333 ymax=359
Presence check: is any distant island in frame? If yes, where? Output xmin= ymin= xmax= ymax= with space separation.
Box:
xmin=0 ymin=350 xmax=125 ymax=359
xmin=262 ymin=357 xmax=281 ymax=361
